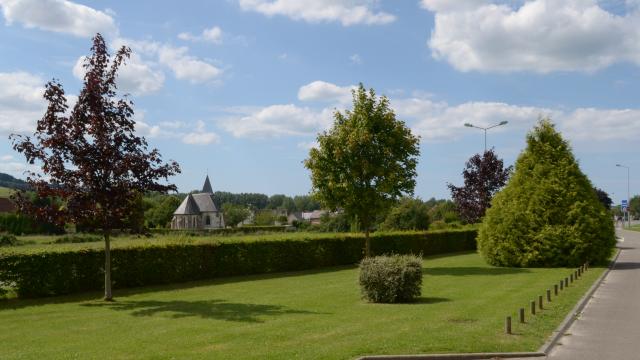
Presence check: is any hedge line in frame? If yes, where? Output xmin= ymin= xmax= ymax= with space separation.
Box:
xmin=0 ymin=229 xmax=476 ymax=298
xmin=148 ymin=225 xmax=288 ymax=236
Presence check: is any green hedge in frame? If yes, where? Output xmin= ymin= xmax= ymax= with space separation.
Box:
xmin=149 ymin=225 xmax=288 ymax=236
xmin=0 ymin=229 xmax=476 ymax=298
xmin=0 ymin=213 xmax=64 ymax=235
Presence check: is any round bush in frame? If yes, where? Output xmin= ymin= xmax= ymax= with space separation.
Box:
xmin=359 ymin=254 xmax=423 ymax=303
xmin=478 ymin=120 xmax=616 ymax=267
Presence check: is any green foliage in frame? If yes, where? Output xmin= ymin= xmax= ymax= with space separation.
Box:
xmin=148 ymin=225 xmax=288 ymax=236
xmin=0 ymin=229 xmax=476 ymax=297
xmin=222 ymin=203 xmax=251 ymax=227
xmin=143 ymin=194 xmax=182 ymax=228
xmin=478 ymin=119 xmax=616 ymax=267
xmin=380 ymin=197 xmax=430 ymax=231
xmin=0 ymin=233 xmax=18 ymax=246
xmin=0 ymin=213 xmax=64 ymax=235
xmin=52 ymin=234 xmax=103 ymax=244
xmin=254 ymin=210 xmax=276 ymax=226
xmin=359 ymin=254 xmax=422 ymax=303
xmin=305 ymin=84 xmax=420 ymax=255
xmin=629 ymin=195 xmax=640 ymax=219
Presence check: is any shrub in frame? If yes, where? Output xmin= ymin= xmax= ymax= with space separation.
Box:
xmin=0 ymin=229 xmax=476 ymax=297
xmin=0 ymin=233 xmax=18 ymax=246
xmin=359 ymin=254 xmax=423 ymax=303
xmin=379 ymin=197 xmax=430 ymax=231
xmin=0 ymin=213 xmax=64 ymax=235
xmin=52 ymin=234 xmax=103 ymax=244
xmin=478 ymin=119 xmax=616 ymax=267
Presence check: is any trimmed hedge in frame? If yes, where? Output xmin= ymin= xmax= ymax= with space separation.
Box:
xmin=148 ymin=225 xmax=288 ymax=236
xmin=359 ymin=254 xmax=423 ymax=303
xmin=0 ymin=229 xmax=476 ymax=298
xmin=0 ymin=213 xmax=64 ymax=235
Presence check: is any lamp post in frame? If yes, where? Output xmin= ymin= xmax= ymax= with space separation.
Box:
xmin=464 ymin=121 xmax=508 ymax=152
xmin=616 ymin=164 xmax=630 ymax=228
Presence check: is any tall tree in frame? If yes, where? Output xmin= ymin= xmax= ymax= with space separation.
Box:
xmin=593 ymin=187 xmax=613 ymax=210
xmin=305 ymin=84 xmax=420 ymax=256
xmin=221 ymin=203 xmax=251 ymax=227
xmin=10 ymin=34 xmax=180 ymax=300
xmin=478 ymin=119 xmax=615 ymax=267
xmin=448 ymin=149 xmax=512 ymax=223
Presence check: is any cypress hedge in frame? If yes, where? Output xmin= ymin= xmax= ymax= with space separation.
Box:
xmin=0 ymin=229 xmax=476 ymax=298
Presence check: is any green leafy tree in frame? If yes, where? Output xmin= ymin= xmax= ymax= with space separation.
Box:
xmin=222 ymin=203 xmax=251 ymax=227
xmin=144 ymin=194 xmax=182 ymax=228
xmin=254 ymin=210 xmax=276 ymax=226
xmin=478 ymin=119 xmax=615 ymax=267
xmin=305 ymin=84 xmax=420 ymax=256
xmin=379 ymin=197 xmax=430 ymax=231
xmin=629 ymin=195 xmax=640 ymax=219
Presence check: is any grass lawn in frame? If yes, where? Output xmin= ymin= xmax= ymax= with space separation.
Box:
xmin=0 ymin=186 xmax=13 ymax=198
xmin=0 ymin=252 xmax=604 ymax=359
xmin=628 ymin=224 xmax=640 ymax=232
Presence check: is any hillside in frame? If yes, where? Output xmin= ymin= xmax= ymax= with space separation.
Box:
xmin=0 ymin=172 xmax=29 ymax=191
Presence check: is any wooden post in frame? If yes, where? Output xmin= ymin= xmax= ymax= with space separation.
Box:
xmin=547 ymin=289 xmax=552 ymax=302
xmin=560 ymin=280 xmax=564 ymax=290
xmin=539 ymin=295 xmax=543 ymax=310
xmin=531 ymin=300 xmax=536 ymax=315
xmin=570 ymin=274 xmax=574 ymax=283
xmin=506 ymin=316 xmax=512 ymax=334
xmin=554 ymin=284 xmax=558 ymax=295
xmin=519 ymin=308 xmax=525 ymax=323
xmin=575 ymin=270 xmax=579 ymax=279
xmin=578 ymin=267 xmax=581 ymax=277
xmin=565 ymin=277 xmax=569 ymax=288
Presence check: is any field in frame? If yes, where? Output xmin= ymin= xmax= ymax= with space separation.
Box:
xmin=0 ymin=251 xmax=604 ymax=359
xmin=0 ymin=186 xmax=13 ymax=198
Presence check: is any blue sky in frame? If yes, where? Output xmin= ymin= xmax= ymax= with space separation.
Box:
xmin=0 ymin=0 xmax=639 ymax=204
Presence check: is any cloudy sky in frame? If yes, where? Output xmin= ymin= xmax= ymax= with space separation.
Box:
xmin=0 ymin=0 xmax=638 ymax=203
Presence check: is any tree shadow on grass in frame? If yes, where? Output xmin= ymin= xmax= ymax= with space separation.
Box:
xmin=81 ymin=299 xmax=324 ymax=323
xmin=613 ymin=262 xmax=640 ymax=270
xmin=423 ymin=267 xmax=530 ymax=276
xmin=410 ymin=297 xmax=450 ymax=304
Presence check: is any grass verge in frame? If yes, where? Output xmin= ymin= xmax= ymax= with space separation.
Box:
xmin=0 ymin=252 xmax=603 ymax=359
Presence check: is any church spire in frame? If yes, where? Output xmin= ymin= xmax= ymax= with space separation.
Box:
xmin=202 ymin=175 xmax=213 ymax=193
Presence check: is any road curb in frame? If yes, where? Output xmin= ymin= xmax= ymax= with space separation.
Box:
xmin=537 ymin=247 xmax=622 ymax=355
xmin=356 ymin=247 xmax=623 ymax=360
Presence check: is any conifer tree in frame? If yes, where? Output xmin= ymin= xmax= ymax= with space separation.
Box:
xmin=477 ymin=119 xmax=615 ymax=267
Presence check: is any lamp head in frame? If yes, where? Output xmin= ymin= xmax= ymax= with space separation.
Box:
xmin=464 ymin=123 xmax=473 ymax=127
xmin=499 ymin=121 xmax=508 ymax=125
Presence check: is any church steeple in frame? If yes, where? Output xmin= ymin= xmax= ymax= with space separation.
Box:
xmin=202 ymin=175 xmax=213 ymax=193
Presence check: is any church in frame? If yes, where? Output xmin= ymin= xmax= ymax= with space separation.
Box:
xmin=171 ymin=175 xmax=225 ymax=230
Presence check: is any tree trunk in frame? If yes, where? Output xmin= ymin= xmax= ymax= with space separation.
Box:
xmin=104 ymin=229 xmax=113 ymax=301
xmin=364 ymin=230 xmax=371 ymax=258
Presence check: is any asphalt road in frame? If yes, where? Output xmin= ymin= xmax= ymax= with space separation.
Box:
xmin=536 ymin=228 xmax=640 ymax=359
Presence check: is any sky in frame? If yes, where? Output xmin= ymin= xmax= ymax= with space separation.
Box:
xmin=0 ymin=0 xmax=639 ymax=204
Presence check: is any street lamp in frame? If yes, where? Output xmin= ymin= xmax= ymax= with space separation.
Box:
xmin=464 ymin=121 xmax=508 ymax=152
xmin=616 ymin=164 xmax=631 ymax=228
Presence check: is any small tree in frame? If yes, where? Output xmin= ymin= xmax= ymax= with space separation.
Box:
xmin=222 ymin=203 xmax=251 ymax=227
xmin=305 ymin=84 xmax=420 ymax=256
xmin=594 ymin=187 xmax=613 ymax=210
xmin=10 ymin=34 xmax=180 ymax=300
xmin=629 ymin=195 xmax=640 ymax=219
xmin=379 ymin=197 xmax=430 ymax=231
xmin=448 ymin=149 xmax=511 ymax=224
xmin=478 ymin=119 xmax=615 ymax=267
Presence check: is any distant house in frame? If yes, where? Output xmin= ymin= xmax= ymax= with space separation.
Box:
xmin=302 ymin=210 xmax=327 ymax=225
xmin=0 ymin=198 xmax=16 ymax=213
xmin=171 ymin=175 xmax=225 ymax=229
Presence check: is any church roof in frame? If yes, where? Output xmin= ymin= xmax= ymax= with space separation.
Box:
xmin=192 ymin=193 xmax=218 ymax=212
xmin=202 ymin=175 xmax=213 ymax=194
xmin=173 ymin=194 xmax=200 ymax=215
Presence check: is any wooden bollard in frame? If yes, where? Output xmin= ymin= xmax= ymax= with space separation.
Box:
xmin=586 ymin=262 xmax=589 ymax=271
xmin=519 ymin=308 xmax=525 ymax=323
xmin=531 ymin=300 xmax=536 ymax=315
xmin=565 ymin=277 xmax=569 ymax=288
xmin=554 ymin=284 xmax=558 ymax=295
xmin=506 ymin=316 xmax=512 ymax=334
xmin=570 ymin=273 xmax=574 ymax=283
xmin=539 ymin=295 xmax=544 ymax=310
xmin=575 ymin=270 xmax=579 ymax=279
xmin=578 ymin=267 xmax=582 ymax=277
xmin=547 ymin=289 xmax=552 ymax=302
xmin=560 ymin=280 xmax=564 ymax=290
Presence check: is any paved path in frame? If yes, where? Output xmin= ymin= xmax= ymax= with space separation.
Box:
xmin=541 ymin=228 xmax=640 ymax=359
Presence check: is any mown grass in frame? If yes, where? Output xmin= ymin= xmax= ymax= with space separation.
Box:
xmin=0 ymin=251 xmax=604 ymax=359
xmin=0 ymin=186 xmax=13 ymax=198
xmin=629 ymin=224 xmax=640 ymax=232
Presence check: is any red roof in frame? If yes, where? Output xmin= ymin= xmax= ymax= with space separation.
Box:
xmin=0 ymin=198 xmax=16 ymax=213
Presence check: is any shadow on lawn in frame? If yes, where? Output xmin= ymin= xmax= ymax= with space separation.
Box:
xmin=81 ymin=299 xmax=323 ymax=323
xmin=613 ymin=261 xmax=640 ymax=270
xmin=423 ymin=267 xmax=529 ymax=276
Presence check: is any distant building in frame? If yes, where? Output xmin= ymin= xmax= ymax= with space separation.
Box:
xmin=0 ymin=198 xmax=16 ymax=213
xmin=302 ymin=210 xmax=327 ymax=225
xmin=171 ymin=175 xmax=225 ymax=229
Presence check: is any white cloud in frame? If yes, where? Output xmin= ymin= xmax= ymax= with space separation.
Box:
xmin=424 ymin=0 xmax=640 ymax=72
xmin=178 ymin=26 xmax=223 ymax=44
xmin=238 ymin=0 xmax=396 ymax=26
xmin=561 ymin=108 xmax=640 ymax=141
xmin=0 ymin=159 xmax=40 ymax=179
xmin=0 ymin=72 xmax=46 ymax=136
xmin=221 ymin=104 xmax=333 ymax=138
xmin=298 ymin=80 xmax=353 ymax=103
xmin=72 ymin=54 xmax=164 ymax=96
xmin=181 ymin=121 xmax=220 ymax=145
xmin=114 ymin=38 xmax=223 ymax=84
xmin=349 ymin=54 xmax=363 ymax=64
xmin=0 ymin=0 xmax=117 ymax=37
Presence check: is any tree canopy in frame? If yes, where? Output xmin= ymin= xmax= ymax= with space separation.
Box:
xmin=305 ymin=84 xmax=420 ymax=256
xmin=10 ymin=34 xmax=180 ymax=300
xmin=477 ymin=119 xmax=615 ymax=267
xmin=448 ymin=149 xmax=511 ymax=224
